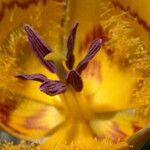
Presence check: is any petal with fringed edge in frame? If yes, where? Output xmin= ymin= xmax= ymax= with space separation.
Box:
xmin=111 ymin=0 xmax=150 ymax=29
xmin=65 ymin=0 xmax=150 ymax=113
xmin=40 ymin=121 xmax=109 ymax=150
xmin=0 ymin=0 xmax=66 ymax=138
xmin=0 ymin=0 xmax=66 ymax=104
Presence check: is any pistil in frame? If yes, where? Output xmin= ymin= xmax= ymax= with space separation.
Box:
xmin=61 ymin=87 xmax=93 ymax=123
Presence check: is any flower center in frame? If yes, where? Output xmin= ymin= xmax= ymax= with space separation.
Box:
xmin=16 ymin=23 xmax=102 ymax=97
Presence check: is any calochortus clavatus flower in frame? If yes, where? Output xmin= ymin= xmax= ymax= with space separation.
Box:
xmin=0 ymin=0 xmax=150 ymax=150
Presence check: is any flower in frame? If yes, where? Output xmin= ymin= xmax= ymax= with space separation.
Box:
xmin=0 ymin=0 xmax=150 ymax=150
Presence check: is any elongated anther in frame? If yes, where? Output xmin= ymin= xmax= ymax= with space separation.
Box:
xmin=24 ymin=24 xmax=57 ymax=73
xmin=15 ymin=73 xmax=48 ymax=82
xmin=76 ymin=38 xmax=102 ymax=74
xmin=40 ymin=80 xmax=67 ymax=96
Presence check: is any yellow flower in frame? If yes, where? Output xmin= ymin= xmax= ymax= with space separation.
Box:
xmin=0 ymin=0 xmax=150 ymax=150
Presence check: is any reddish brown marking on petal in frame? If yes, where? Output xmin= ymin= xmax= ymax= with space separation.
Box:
xmin=0 ymin=99 xmax=16 ymax=123
xmin=112 ymin=1 xmax=150 ymax=37
xmin=132 ymin=122 xmax=142 ymax=132
xmin=110 ymin=121 xmax=127 ymax=143
xmin=0 ymin=98 xmax=27 ymax=135
xmin=52 ymin=0 xmax=65 ymax=3
xmin=79 ymin=25 xmax=108 ymax=53
xmin=96 ymin=134 xmax=106 ymax=140
xmin=105 ymin=48 xmax=114 ymax=57
xmin=135 ymin=79 xmax=144 ymax=91
xmin=24 ymin=108 xmax=49 ymax=130
xmin=104 ymin=47 xmax=130 ymax=69
xmin=82 ymin=61 xmax=102 ymax=82
xmin=0 ymin=0 xmax=47 ymax=22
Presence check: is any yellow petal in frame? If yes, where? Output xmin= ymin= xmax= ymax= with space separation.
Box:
xmin=90 ymin=108 xmax=150 ymax=143
xmin=64 ymin=0 xmax=150 ymax=112
xmin=0 ymin=0 xmax=66 ymax=49
xmin=0 ymin=0 xmax=67 ymax=105
xmin=0 ymin=88 xmax=65 ymax=139
xmin=0 ymin=0 xmax=66 ymax=139
xmin=82 ymin=50 xmax=137 ymax=112
xmin=111 ymin=0 xmax=150 ymax=28
xmin=59 ymin=0 xmax=150 ymax=147
xmin=64 ymin=0 xmax=105 ymax=63
xmin=40 ymin=120 xmax=130 ymax=150
xmin=1 ymin=0 xmax=150 ymax=149
xmin=40 ymin=121 xmax=75 ymax=149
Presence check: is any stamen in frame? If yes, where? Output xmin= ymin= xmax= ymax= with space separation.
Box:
xmin=66 ymin=70 xmax=83 ymax=92
xmin=24 ymin=24 xmax=57 ymax=73
xmin=66 ymin=22 xmax=79 ymax=70
xmin=76 ymin=38 xmax=102 ymax=74
xmin=16 ymin=24 xmax=102 ymax=95
xmin=15 ymin=73 xmax=48 ymax=82
xmin=40 ymin=80 xmax=67 ymax=96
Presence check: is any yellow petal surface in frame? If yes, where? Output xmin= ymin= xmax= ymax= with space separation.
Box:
xmin=40 ymin=120 xmax=130 ymax=150
xmin=0 ymin=88 xmax=65 ymax=139
xmin=111 ymin=0 xmax=150 ymax=28
xmin=40 ymin=120 xmax=109 ymax=150
xmin=0 ymin=0 xmax=66 ymax=138
xmin=65 ymin=0 xmax=150 ymax=113
xmin=0 ymin=0 xmax=150 ymax=149
xmin=64 ymin=0 xmax=105 ymax=63
xmin=0 ymin=0 xmax=66 ymax=105
xmin=90 ymin=108 xmax=150 ymax=143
